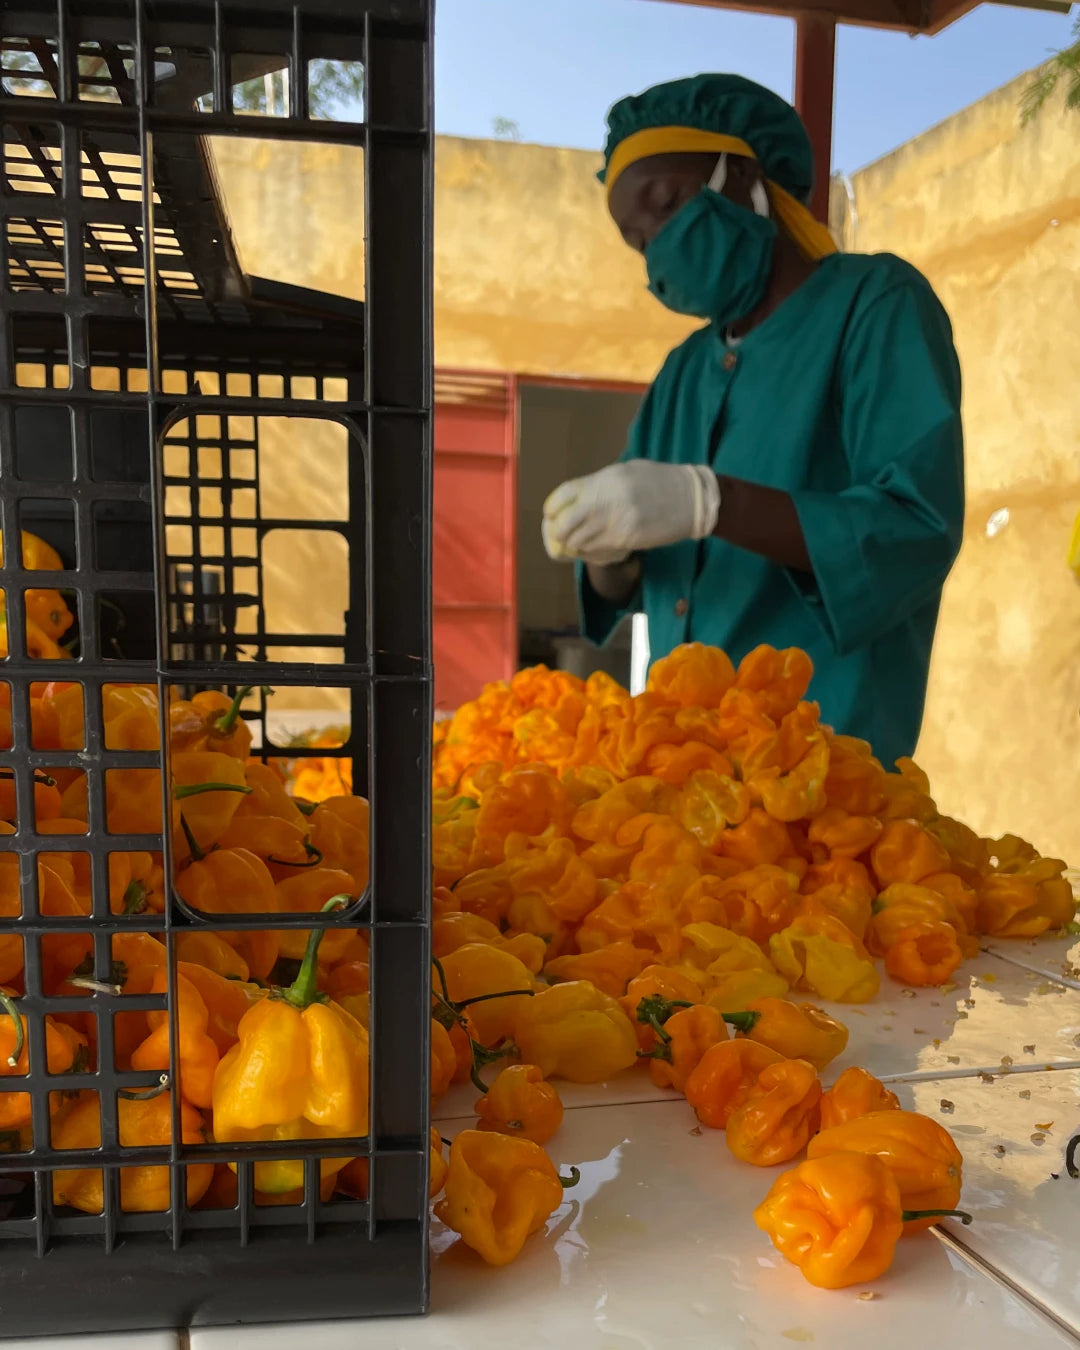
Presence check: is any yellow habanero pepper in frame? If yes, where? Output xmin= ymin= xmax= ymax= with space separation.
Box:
xmin=434 ymin=1129 xmax=578 ymax=1266
xmin=819 ymin=1066 xmax=900 ymax=1130
xmin=644 ymin=1002 xmax=729 ymax=1093
xmin=769 ymin=914 xmax=880 ymax=1004
xmin=436 ymin=943 xmax=535 ymax=1047
xmin=169 ymin=685 xmax=257 ymax=760
xmin=725 ymin=1057 xmax=821 ymax=1166
xmin=211 ymin=898 xmax=369 ymax=1193
xmin=475 ymin=1064 xmax=564 ymax=1145
xmin=703 ymin=968 xmax=790 ymax=1014
xmin=542 ymin=942 xmax=653 ymax=998
xmin=739 ymin=998 xmax=849 ymax=1072
xmin=807 ymin=1108 xmax=965 ymax=1234
xmin=681 ymin=923 xmax=778 ymax=982
xmin=52 ymin=1092 xmax=213 ymax=1213
xmin=511 ymin=981 xmax=638 ymax=1084
xmin=171 ymin=751 xmax=252 ymax=857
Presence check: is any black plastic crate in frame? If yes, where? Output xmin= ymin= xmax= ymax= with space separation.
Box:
xmin=0 ymin=0 xmax=432 ymax=1334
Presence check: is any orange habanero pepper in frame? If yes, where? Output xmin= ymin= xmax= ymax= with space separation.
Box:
xmin=683 ymin=1039 xmax=785 ymax=1130
xmin=883 ymin=921 xmax=963 ymax=988
xmin=725 ymin=1057 xmax=821 ymax=1166
xmin=475 ymin=1064 xmax=564 ymax=1145
xmin=819 ymin=1067 xmax=900 ymax=1130
xmin=807 ymin=1109 xmax=965 ymax=1234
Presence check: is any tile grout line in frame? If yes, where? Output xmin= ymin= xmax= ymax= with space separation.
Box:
xmin=435 ymin=1059 xmax=1080 ymax=1124
xmin=435 ymin=1058 xmax=1080 ymax=1127
xmin=880 ymin=1059 xmax=1080 ymax=1085
xmin=933 ymin=1227 xmax=1080 ymax=1344
xmin=980 ymin=945 xmax=1080 ymax=992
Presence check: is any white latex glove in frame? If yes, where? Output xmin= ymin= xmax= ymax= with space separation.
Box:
xmin=541 ymin=514 xmax=630 ymax=566
xmin=542 ymin=461 xmax=721 ymax=564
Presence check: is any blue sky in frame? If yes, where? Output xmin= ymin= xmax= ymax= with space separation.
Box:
xmin=433 ymin=0 xmax=1074 ymax=173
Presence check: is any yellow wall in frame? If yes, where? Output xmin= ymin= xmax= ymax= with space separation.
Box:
xmin=829 ymin=71 xmax=1080 ymax=865
xmin=210 ymin=134 xmax=694 ymax=381
xmin=209 ymin=79 xmax=1080 ymax=860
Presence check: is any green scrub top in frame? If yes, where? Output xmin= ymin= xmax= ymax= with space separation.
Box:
xmin=579 ymin=251 xmax=964 ymax=768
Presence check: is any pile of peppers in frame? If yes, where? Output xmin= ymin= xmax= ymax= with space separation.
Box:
xmin=416 ymin=642 xmax=1073 ymax=1006
xmin=0 ymin=649 xmax=376 ymax=1213
xmin=272 ymin=638 xmax=1066 ymax=1281
xmin=0 ymin=615 xmax=1068 ymax=1288
xmin=425 ymin=967 xmax=972 ymax=1281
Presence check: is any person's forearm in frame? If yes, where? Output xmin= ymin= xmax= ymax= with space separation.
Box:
xmin=586 ymin=556 xmax=643 ymax=607
xmin=714 ymin=474 xmax=812 ymax=573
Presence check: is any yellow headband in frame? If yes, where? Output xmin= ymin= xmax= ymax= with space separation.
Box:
xmin=604 ymin=125 xmax=837 ymax=262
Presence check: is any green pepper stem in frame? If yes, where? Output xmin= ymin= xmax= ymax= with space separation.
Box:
xmin=0 ymin=990 xmax=24 ymax=1067
xmin=118 ymin=1073 xmax=170 ymax=1101
xmin=559 ymin=1166 xmax=581 ymax=1189
xmin=637 ymin=1043 xmax=673 ymax=1063
xmin=468 ymin=1039 xmax=518 ymax=1094
xmin=455 ymin=987 xmax=535 ymax=1011
xmin=213 ymin=686 xmax=258 ymax=736
xmin=901 ymin=1207 xmax=973 ymax=1225
xmin=431 ymin=1000 xmax=458 ymax=1030
xmin=432 ymin=955 xmax=452 ymax=1005
xmin=173 ymin=780 xmax=252 ymax=800
xmin=634 ymin=994 xmax=692 ymax=1029
xmin=179 ymin=813 xmax=205 ymax=862
xmin=722 ymin=1011 xmax=761 ymax=1033
xmin=440 ymin=796 xmax=478 ymax=819
xmin=122 ymin=879 xmax=149 ymax=915
xmin=280 ymin=895 xmax=351 ymax=1010
xmin=267 ymin=842 xmax=324 ymax=870
xmin=294 ymin=798 xmax=318 ymax=817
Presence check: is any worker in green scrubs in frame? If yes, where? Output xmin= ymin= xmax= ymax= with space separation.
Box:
xmin=542 ymin=74 xmax=964 ymax=767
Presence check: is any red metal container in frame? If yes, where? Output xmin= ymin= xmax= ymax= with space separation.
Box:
xmin=433 ymin=370 xmax=517 ymax=709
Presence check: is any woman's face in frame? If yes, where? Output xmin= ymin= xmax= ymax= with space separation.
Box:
xmin=607 ymin=151 xmax=760 ymax=254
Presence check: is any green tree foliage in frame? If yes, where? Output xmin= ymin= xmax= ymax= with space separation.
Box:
xmin=1021 ymin=15 xmax=1080 ymax=124
xmin=232 ymin=60 xmax=364 ymax=119
xmin=1 ymin=44 xmax=364 ymax=120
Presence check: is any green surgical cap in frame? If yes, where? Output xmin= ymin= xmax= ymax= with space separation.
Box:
xmin=600 ymin=73 xmax=815 ymax=205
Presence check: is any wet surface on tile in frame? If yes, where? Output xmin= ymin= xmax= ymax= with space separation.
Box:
xmin=982 ymin=936 xmax=1080 ymax=991
xmin=811 ymin=953 xmax=1080 ymax=1082
xmin=904 ymin=1069 xmax=1080 ymax=1332
xmin=192 ymin=1097 xmax=1078 ymax=1349
xmin=200 ymin=946 xmax=1080 ymax=1347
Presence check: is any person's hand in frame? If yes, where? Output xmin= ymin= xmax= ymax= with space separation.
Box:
xmin=541 ymin=515 xmax=630 ymax=566
xmin=542 ymin=461 xmax=721 ymax=563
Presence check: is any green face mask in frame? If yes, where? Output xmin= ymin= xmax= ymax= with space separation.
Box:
xmin=645 ymin=156 xmax=777 ymax=327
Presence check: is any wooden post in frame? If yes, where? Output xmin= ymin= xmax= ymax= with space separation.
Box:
xmin=794 ymin=11 xmax=837 ymax=223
